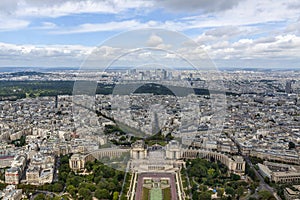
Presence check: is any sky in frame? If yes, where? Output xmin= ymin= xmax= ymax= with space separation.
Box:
xmin=0 ymin=0 xmax=300 ymax=69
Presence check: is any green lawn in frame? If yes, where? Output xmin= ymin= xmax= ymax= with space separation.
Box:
xmin=150 ymin=188 xmax=163 ymax=200
xmin=163 ymin=187 xmax=172 ymax=200
xmin=142 ymin=187 xmax=150 ymax=200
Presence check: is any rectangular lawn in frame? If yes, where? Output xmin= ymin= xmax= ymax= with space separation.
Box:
xmin=150 ymin=188 xmax=163 ymax=200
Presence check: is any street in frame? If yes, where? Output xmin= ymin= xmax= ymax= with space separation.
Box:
xmin=244 ymin=156 xmax=281 ymax=200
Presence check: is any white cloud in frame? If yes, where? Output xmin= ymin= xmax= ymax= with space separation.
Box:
xmin=45 ymin=0 xmax=296 ymax=35
xmin=196 ymin=26 xmax=256 ymax=45
xmin=179 ymin=0 xmax=300 ymax=29
xmin=0 ymin=0 xmax=153 ymax=18
xmin=285 ymin=17 xmax=300 ymax=35
xmin=0 ymin=0 xmax=299 ymax=34
xmin=49 ymin=20 xmax=192 ymax=35
xmin=147 ymin=34 xmax=163 ymax=47
xmin=0 ymin=18 xmax=29 ymax=31
xmin=0 ymin=0 xmax=299 ymax=69
xmin=36 ymin=22 xmax=58 ymax=29
xmin=154 ymin=0 xmax=243 ymax=13
xmin=202 ymin=34 xmax=300 ymax=61
xmin=0 ymin=42 xmax=93 ymax=67
xmin=51 ymin=20 xmax=142 ymax=34
xmin=0 ymin=31 xmax=300 ymax=68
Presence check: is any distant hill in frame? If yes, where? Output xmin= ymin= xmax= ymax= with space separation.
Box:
xmin=0 ymin=67 xmax=78 ymax=72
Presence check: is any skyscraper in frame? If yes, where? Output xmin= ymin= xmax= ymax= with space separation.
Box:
xmin=285 ymin=81 xmax=292 ymax=94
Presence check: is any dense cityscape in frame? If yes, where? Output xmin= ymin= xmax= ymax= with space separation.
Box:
xmin=0 ymin=69 xmax=299 ymax=200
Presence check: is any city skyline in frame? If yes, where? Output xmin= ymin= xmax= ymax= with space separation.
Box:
xmin=1 ymin=69 xmax=300 ymax=199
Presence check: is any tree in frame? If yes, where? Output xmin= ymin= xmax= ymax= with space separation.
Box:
xmin=78 ymin=188 xmax=92 ymax=200
xmin=231 ymin=173 xmax=241 ymax=181
xmin=67 ymin=176 xmax=83 ymax=188
xmin=94 ymin=189 xmax=110 ymax=199
xmin=217 ymin=188 xmax=225 ymax=198
xmin=198 ymin=191 xmax=211 ymax=200
xmin=225 ymin=187 xmax=235 ymax=196
xmin=219 ymin=164 xmax=228 ymax=174
xmin=52 ymin=182 xmax=64 ymax=192
xmin=258 ymin=190 xmax=275 ymax=200
xmin=85 ymin=161 xmax=93 ymax=172
xmin=264 ymin=176 xmax=270 ymax=184
xmin=247 ymin=168 xmax=257 ymax=181
xmin=192 ymin=191 xmax=199 ymax=200
xmin=250 ymin=182 xmax=259 ymax=194
xmin=190 ymin=165 xmax=207 ymax=178
xmin=0 ymin=182 xmax=6 ymax=190
xmin=199 ymin=185 xmax=208 ymax=192
xmin=249 ymin=198 xmax=258 ymax=200
xmin=44 ymin=184 xmax=52 ymax=191
xmin=34 ymin=193 xmax=46 ymax=200
xmin=120 ymin=136 xmax=126 ymax=141
xmin=94 ymin=176 xmax=102 ymax=184
xmin=67 ymin=185 xmax=77 ymax=197
xmin=208 ymin=168 xmax=215 ymax=178
xmin=88 ymin=183 xmax=97 ymax=192
xmin=102 ymin=167 xmax=115 ymax=178
xmin=237 ymin=186 xmax=244 ymax=198
xmin=116 ymin=171 xmax=125 ymax=182
xmin=60 ymin=155 xmax=70 ymax=165
xmin=67 ymin=185 xmax=75 ymax=192
xmin=165 ymin=133 xmax=174 ymax=141
xmin=59 ymin=171 xmax=68 ymax=182
xmin=97 ymin=180 xmax=108 ymax=190
xmin=106 ymin=182 xmax=116 ymax=191
xmin=113 ymin=191 xmax=119 ymax=200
